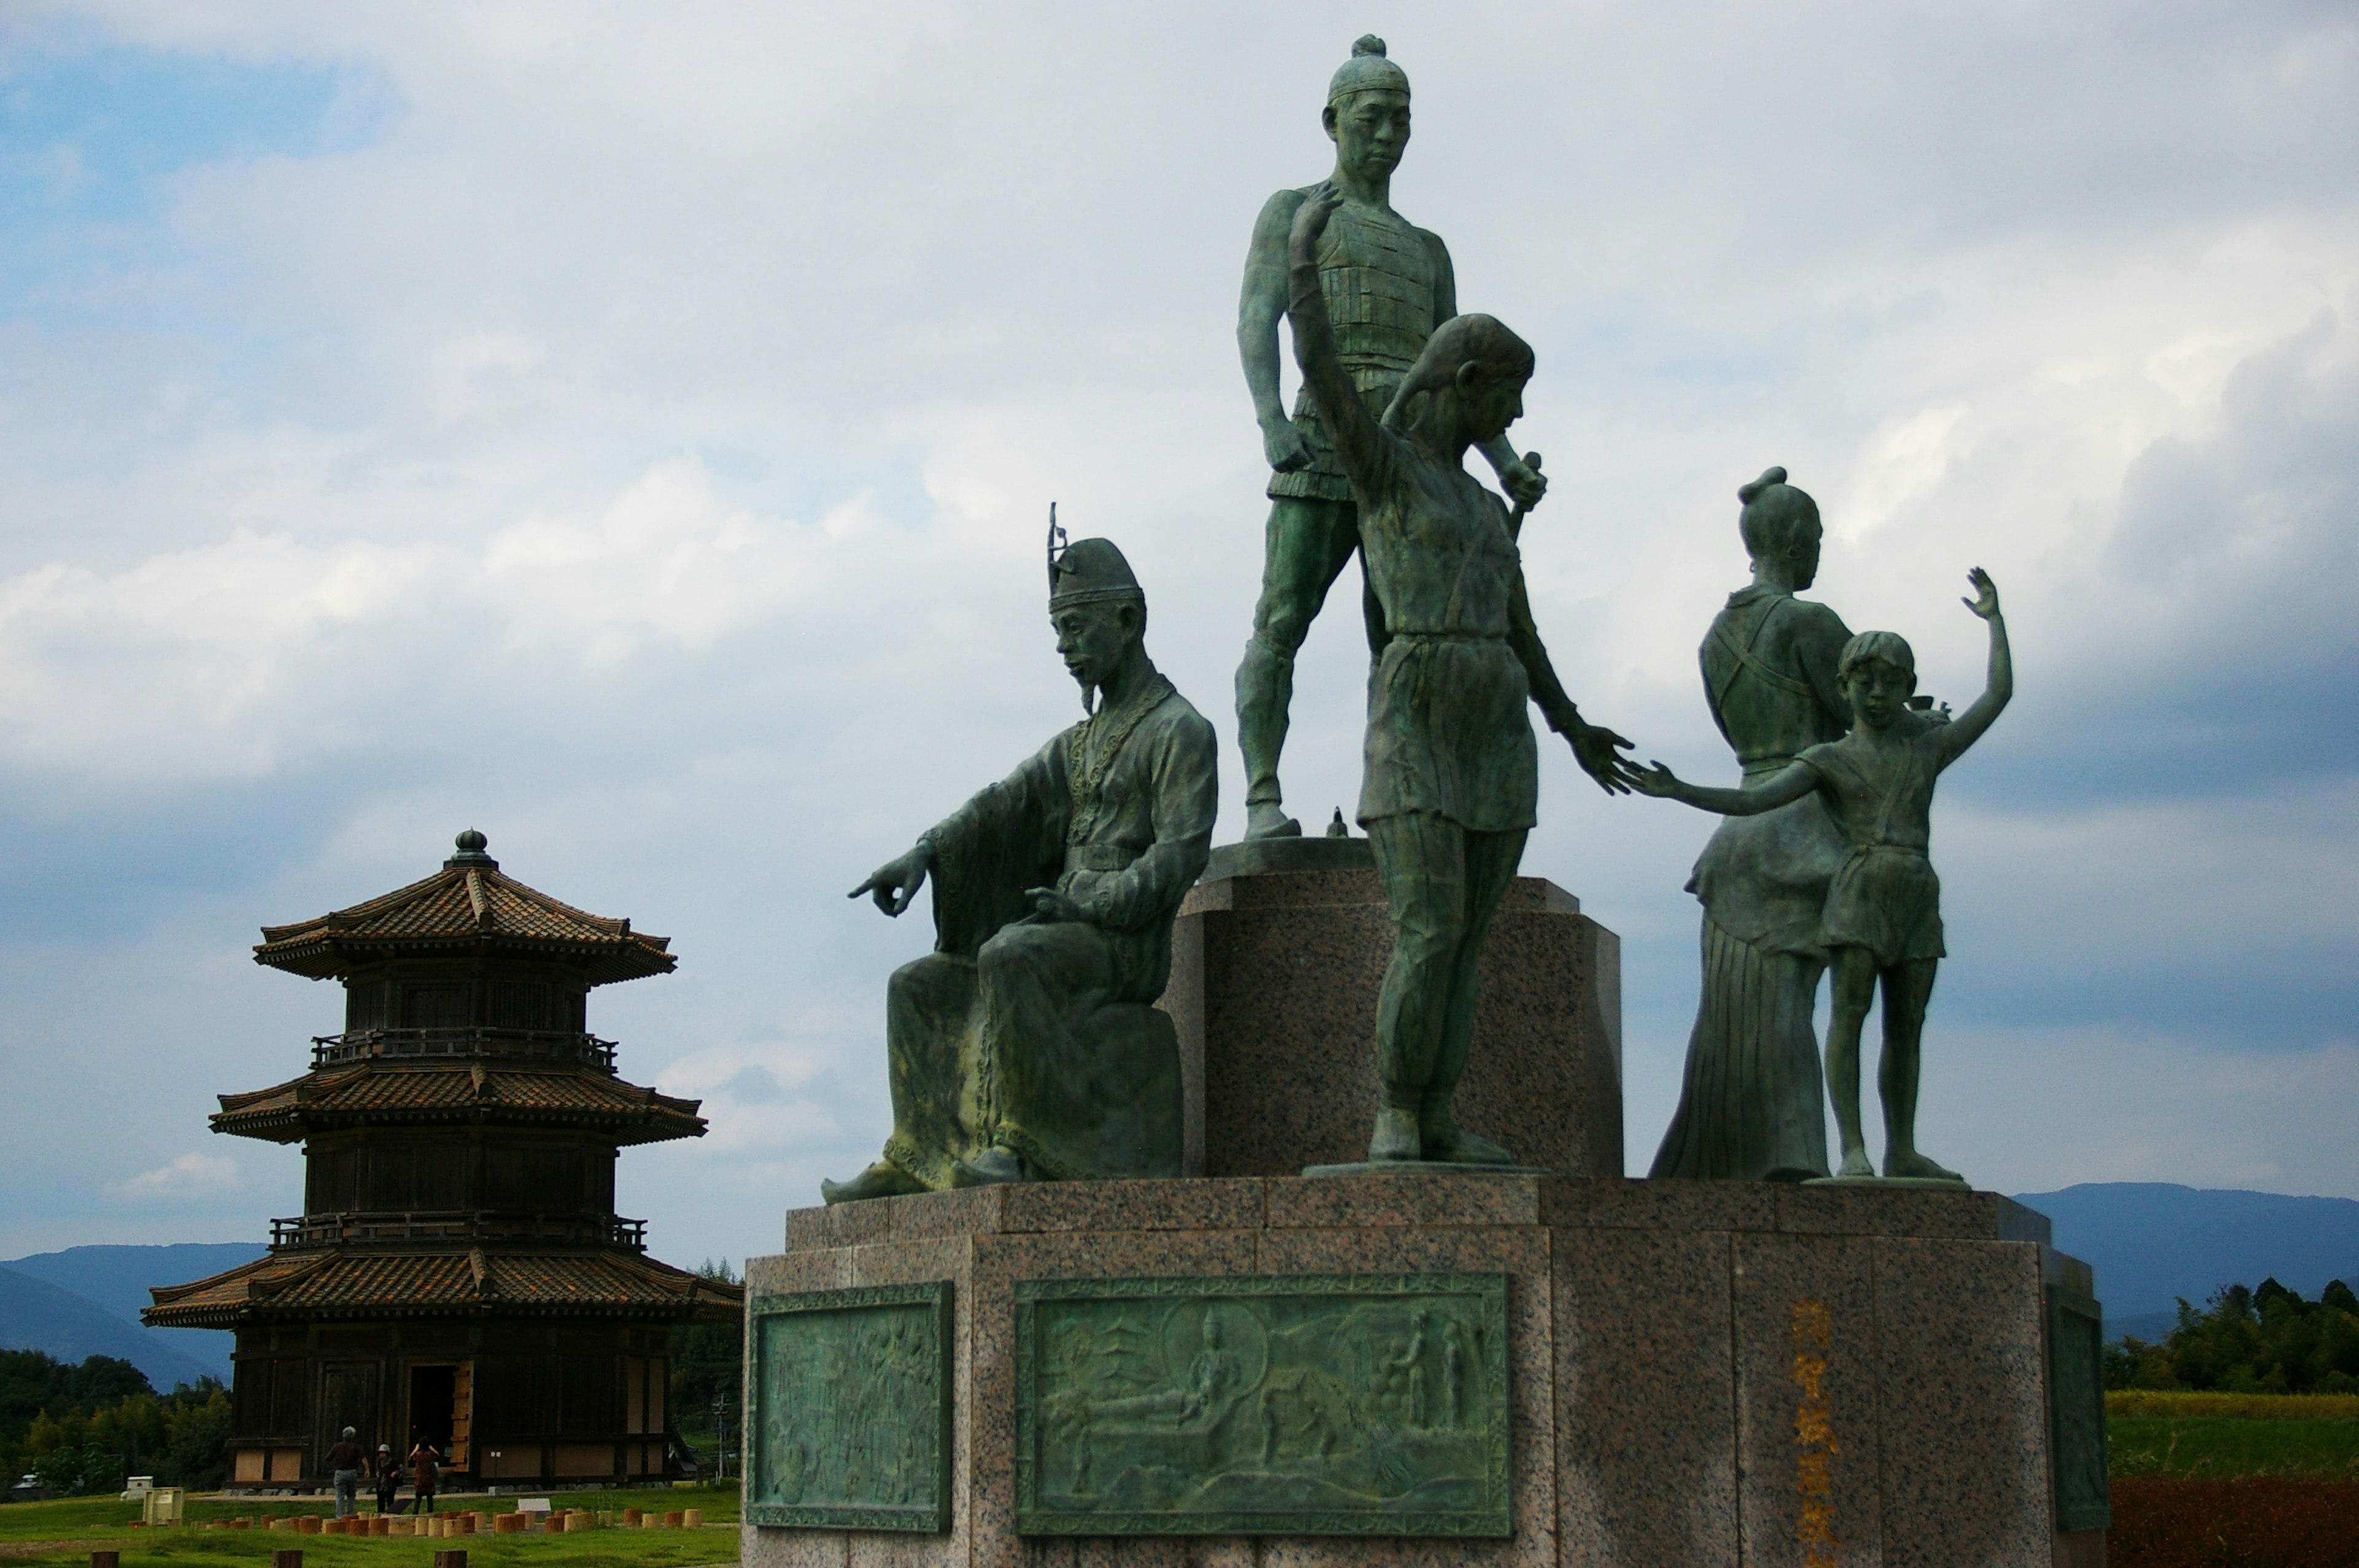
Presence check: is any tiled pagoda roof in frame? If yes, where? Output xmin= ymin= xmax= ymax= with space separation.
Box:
xmin=144 ymin=1247 xmax=743 ymax=1328
xmin=211 ymin=1062 xmax=707 ymax=1145
xmin=253 ymin=831 xmax=675 ymax=985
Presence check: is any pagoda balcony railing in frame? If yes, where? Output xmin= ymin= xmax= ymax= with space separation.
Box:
xmin=310 ymin=1028 xmax=618 ymax=1071
xmin=269 ymin=1210 xmax=649 ymax=1251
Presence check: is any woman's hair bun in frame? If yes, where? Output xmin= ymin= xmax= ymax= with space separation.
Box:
xmin=1737 ymin=466 xmax=1788 ymax=505
xmin=1353 ymin=34 xmax=1387 ymax=58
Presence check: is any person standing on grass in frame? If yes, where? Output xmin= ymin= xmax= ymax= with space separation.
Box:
xmin=408 ymin=1438 xmax=441 ymax=1514
xmin=324 ymin=1426 xmax=364 ymax=1518
xmin=373 ymin=1443 xmax=400 ymax=1516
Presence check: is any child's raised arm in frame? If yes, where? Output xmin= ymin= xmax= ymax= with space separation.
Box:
xmin=1631 ymin=758 xmax=1818 ymax=816
xmin=1936 ymin=567 xmax=2011 ymax=768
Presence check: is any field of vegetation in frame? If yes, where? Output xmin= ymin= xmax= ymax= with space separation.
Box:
xmin=0 ymin=1484 xmax=740 ymax=1567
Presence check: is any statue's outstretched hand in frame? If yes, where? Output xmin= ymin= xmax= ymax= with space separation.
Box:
xmin=1567 ymin=717 xmax=1643 ymax=795
xmin=1630 ymin=760 xmax=1684 ymax=799
xmin=1963 ymin=566 xmax=2001 ymax=620
xmin=849 ymin=843 xmax=933 ymax=917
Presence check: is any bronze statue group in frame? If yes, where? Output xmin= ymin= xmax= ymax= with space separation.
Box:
xmin=821 ymin=36 xmax=2011 ymax=1204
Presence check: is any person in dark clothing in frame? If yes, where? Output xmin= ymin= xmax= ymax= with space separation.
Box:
xmin=407 ymin=1440 xmax=440 ymax=1514
xmin=323 ymin=1427 xmax=365 ymax=1518
xmin=372 ymin=1444 xmax=399 ymax=1516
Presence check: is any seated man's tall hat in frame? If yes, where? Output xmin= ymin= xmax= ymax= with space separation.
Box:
xmin=1048 ymin=535 xmax=1146 ymax=609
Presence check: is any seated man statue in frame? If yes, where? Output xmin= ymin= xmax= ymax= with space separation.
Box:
xmin=823 ymin=536 xmax=1217 ymax=1203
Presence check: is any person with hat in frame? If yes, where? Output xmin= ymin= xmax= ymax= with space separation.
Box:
xmin=824 ymin=534 xmax=1217 ymax=1201
xmin=372 ymin=1443 xmax=401 ymax=1518
xmin=1230 ymin=36 xmax=1549 ymax=841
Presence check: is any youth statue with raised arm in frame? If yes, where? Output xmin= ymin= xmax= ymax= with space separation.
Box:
xmin=1283 ymin=186 xmax=1639 ymax=1166
xmin=1633 ymin=569 xmax=2013 ymax=1184
xmin=1232 ymin=35 xmax=1550 ymax=841
xmin=823 ymin=536 xmax=1218 ymax=1203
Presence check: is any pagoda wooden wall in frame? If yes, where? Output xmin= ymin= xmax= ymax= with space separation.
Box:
xmin=301 ymin=1129 xmax=619 ymax=1216
xmin=340 ymin=964 xmax=590 ymax=1034
xmin=227 ymin=1317 xmax=675 ymax=1486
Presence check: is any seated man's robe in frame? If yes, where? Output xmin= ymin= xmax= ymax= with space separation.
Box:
xmin=880 ymin=669 xmax=1216 ymax=1187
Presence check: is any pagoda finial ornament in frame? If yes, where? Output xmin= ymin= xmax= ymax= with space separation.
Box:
xmin=445 ymin=827 xmax=497 ymax=868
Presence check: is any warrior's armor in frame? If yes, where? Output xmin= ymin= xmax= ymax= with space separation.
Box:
xmin=1268 ymin=200 xmax=1441 ymax=503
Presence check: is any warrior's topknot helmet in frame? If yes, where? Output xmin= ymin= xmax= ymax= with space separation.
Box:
xmin=1328 ymin=36 xmax=1409 ymax=104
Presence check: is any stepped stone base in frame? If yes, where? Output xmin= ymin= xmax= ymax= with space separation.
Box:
xmin=743 ymin=1174 xmax=2106 ymax=1568
xmin=1160 ymin=850 xmax=1624 ymax=1179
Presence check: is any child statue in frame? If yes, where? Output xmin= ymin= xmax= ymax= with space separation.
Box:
xmin=1633 ymin=569 xmax=2011 ymax=1183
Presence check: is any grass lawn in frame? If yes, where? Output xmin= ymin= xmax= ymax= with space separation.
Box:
xmin=2108 ymin=1392 xmax=2359 ymax=1480
xmin=0 ymin=1485 xmax=740 ymax=1567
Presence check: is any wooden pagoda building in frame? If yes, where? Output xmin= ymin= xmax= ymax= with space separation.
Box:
xmin=146 ymin=830 xmax=741 ymax=1490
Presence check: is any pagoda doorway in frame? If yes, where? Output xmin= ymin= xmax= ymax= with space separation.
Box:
xmin=407 ymin=1363 xmax=461 ymax=1459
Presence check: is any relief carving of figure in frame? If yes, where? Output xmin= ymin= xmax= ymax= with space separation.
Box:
xmin=823 ymin=538 xmax=1217 ymax=1201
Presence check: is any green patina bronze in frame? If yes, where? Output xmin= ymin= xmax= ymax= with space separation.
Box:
xmin=1283 ymin=184 xmax=1640 ymax=1167
xmin=1232 ymin=35 xmax=1552 ymax=842
xmin=2046 ymin=1285 xmax=2111 ymax=1534
xmin=1651 ymin=469 xmax=1853 ymax=1183
xmin=747 ymin=1282 xmax=953 ymax=1532
xmin=824 ymin=535 xmax=1217 ymax=1202
xmin=1635 ymin=569 xmax=2013 ymax=1184
xmin=1014 ymin=1274 xmax=1509 ymax=1537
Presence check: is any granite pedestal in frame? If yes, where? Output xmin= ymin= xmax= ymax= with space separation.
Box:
xmin=744 ymin=1174 xmax=2105 ymax=1568
xmin=1159 ymin=841 xmax=1624 ymax=1178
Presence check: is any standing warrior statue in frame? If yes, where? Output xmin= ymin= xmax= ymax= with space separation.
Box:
xmin=1651 ymin=469 xmax=1855 ymax=1182
xmin=1232 ymin=36 xmax=1549 ymax=840
xmin=1283 ymin=188 xmax=1639 ymax=1166
xmin=823 ymin=536 xmax=1218 ymax=1202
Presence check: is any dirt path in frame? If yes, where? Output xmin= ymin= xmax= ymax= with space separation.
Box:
xmin=0 ymin=1541 xmax=112 ymax=1559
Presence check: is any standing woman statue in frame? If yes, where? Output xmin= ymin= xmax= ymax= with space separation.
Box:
xmin=1231 ymin=36 xmax=1548 ymax=840
xmin=1634 ymin=571 xmax=2013 ymax=1183
xmin=1283 ymin=188 xmax=1639 ymax=1165
xmin=1651 ymin=469 xmax=1853 ymax=1182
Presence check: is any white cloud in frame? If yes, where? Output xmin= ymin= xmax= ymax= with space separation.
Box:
xmin=113 ymin=1152 xmax=241 ymax=1199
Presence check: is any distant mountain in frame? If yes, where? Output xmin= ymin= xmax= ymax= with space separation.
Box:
xmin=1 ymin=1242 xmax=264 ymax=1384
xmin=2010 ymin=1183 xmax=2359 ymax=1323
xmin=0 ymin=1265 xmax=218 ymax=1391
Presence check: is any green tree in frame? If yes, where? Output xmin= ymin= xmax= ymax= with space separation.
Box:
xmin=670 ymin=1258 xmax=743 ymax=1476
xmin=163 ymin=1384 xmax=233 ymax=1489
xmin=2110 ymin=1277 xmax=2359 ymax=1393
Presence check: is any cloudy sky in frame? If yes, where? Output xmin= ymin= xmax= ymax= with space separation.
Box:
xmin=1 ymin=1 xmax=2353 ymax=1279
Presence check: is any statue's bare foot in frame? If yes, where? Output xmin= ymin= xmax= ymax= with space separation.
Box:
xmin=1884 ymin=1150 xmax=1965 ymax=1184
xmin=1423 ymin=1120 xmax=1517 ymax=1166
xmin=820 ymin=1160 xmax=923 ymax=1205
xmin=1836 ymin=1148 xmax=1875 ymax=1179
xmin=952 ymin=1145 xmax=1030 ymax=1186
xmin=1245 ymin=802 xmax=1302 ymax=840
xmin=1369 ymin=1107 xmax=1422 ymax=1162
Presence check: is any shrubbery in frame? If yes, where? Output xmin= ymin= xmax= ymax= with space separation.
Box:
xmin=2108 ymin=1279 xmax=2359 ymax=1394
xmin=0 ymin=1349 xmax=232 ymax=1494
